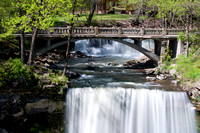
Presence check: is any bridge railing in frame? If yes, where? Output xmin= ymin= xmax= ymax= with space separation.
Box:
xmin=5 ymin=26 xmax=198 ymax=37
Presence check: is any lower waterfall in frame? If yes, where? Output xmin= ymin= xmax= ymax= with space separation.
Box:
xmin=65 ymin=88 xmax=197 ymax=133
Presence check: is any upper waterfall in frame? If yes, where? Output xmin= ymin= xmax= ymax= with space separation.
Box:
xmin=74 ymin=39 xmax=154 ymax=58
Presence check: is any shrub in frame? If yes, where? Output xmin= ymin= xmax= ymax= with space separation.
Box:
xmin=161 ymin=46 xmax=172 ymax=70
xmin=0 ymin=58 xmax=37 ymax=89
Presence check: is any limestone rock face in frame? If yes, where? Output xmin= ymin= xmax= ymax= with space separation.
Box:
xmin=187 ymin=87 xmax=200 ymax=111
xmin=25 ymin=99 xmax=64 ymax=114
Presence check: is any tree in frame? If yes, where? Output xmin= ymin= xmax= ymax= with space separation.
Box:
xmin=1 ymin=0 xmax=64 ymax=65
xmin=61 ymin=0 xmax=83 ymax=75
xmin=87 ymin=0 xmax=99 ymax=25
xmin=173 ymin=0 xmax=200 ymax=57
xmin=124 ymin=0 xmax=149 ymax=25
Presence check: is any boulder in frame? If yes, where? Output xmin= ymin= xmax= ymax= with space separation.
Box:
xmin=156 ymin=74 xmax=166 ymax=80
xmin=169 ymin=64 xmax=177 ymax=77
xmin=66 ymin=71 xmax=81 ymax=79
xmin=123 ymin=56 xmax=156 ymax=69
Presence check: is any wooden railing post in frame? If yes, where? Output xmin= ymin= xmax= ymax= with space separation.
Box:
xmin=140 ymin=28 xmax=144 ymax=36
xmin=118 ymin=27 xmax=122 ymax=36
xmin=162 ymin=28 xmax=167 ymax=36
xmin=95 ymin=26 xmax=98 ymax=36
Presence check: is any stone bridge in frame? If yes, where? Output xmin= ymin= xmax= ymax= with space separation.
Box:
xmin=12 ymin=27 xmax=197 ymax=62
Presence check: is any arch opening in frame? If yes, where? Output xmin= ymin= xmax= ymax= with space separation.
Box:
xmin=36 ymin=38 xmax=159 ymax=62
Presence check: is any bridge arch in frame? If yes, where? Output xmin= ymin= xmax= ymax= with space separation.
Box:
xmin=36 ymin=38 xmax=159 ymax=62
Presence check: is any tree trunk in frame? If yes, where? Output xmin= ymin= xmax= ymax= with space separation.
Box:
xmin=20 ymin=30 xmax=25 ymax=63
xmin=112 ymin=1 xmax=115 ymax=13
xmin=189 ymin=14 xmax=193 ymax=29
xmin=135 ymin=8 xmax=141 ymax=24
xmin=185 ymin=15 xmax=189 ymax=58
xmin=28 ymin=27 xmax=38 ymax=66
xmin=62 ymin=0 xmax=77 ymax=75
xmin=19 ymin=7 xmax=25 ymax=63
xmin=162 ymin=17 xmax=165 ymax=28
xmin=87 ymin=0 xmax=99 ymax=25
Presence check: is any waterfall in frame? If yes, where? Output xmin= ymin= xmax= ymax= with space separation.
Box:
xmin=74 ymin=39 xmax=154 ymax=57
xmin=65 ymin=88 xmax=197 ymax=133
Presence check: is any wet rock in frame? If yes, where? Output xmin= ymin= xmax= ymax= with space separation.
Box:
xmin=108 ymin=63 xmax=119 ymax=66
xmin=86 ymin=65 xmax=96 ymax=70
xmin=146 ymin=76 xmax=157 ymax=81
xmin=123 ymin=56 xmax=156 ymax=69
xmin=66 ymin=71 xmax=81 ymax=79
xmin=156 ymin=74 xmax=172 ymax=80
xmin=69 ymin=51 xmax=89 ymax=59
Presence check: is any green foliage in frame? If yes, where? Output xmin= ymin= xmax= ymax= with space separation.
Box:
xmin=178 ymin=32 xmax=186 ymax=42
xmin=30 ymin=123 xmax=50 ymax=133
xmin=176 ymin=46 xmax=200 ymax=82
xmin=36 ymin=70 xmax=68 ymax=94
xmin=0 ymin=58 xmax=37 ymax=89
xmin=178 ymin=32 xmax=200 ymax=44
xmin=161 ymin=46 xmax=172 ymax=70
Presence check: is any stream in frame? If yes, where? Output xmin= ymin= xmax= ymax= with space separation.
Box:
xmin=58 ymin=39 xmax=198 ymax=133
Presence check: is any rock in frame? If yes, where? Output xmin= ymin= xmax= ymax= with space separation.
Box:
xmin=43 ymin=85 xmax=55 ymax=89
xmin=49 ymin=64 xmax=58 ymax=69
xmin=145 ymin=69 xmax=155 ymax=75
xmin=108 ymin=63 xmax=119 ymax=66
xmin=86 ymin=65 xmax=96 ymax=70
xmin=154 ymin=68 xmax=161 ymax=75
xmin=25 ymin=99 xmax=64 ymax=114
xmin=13 ymin=110 xmax=24 ymax=118
xmin=169 ymin=64 xmax=177 ymax=77
xmin=123 ymin=56 xmax=156 ymax=69
xmin=44 ymin=63 xmax=50 ymax=67
xmin=0 ymin=129 xmax=8 ymax=133
xmin=171 ymin=80 xmax=180 ymax=85
xmin=156 ymin=74 xmax=165 ymax=80
xmin=156 ymin=74 xmax=172 ymax=80
xmin=66 ymin=71 xmax=81 ymax=79
xmin=195 ymin=80 xmax=200 ymax=90
xmin=146 ymin=76 xmax=157 ymax=81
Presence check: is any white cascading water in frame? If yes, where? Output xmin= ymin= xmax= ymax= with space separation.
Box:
xmin=66 ymin=39 xmax=197 ymax=133
xmin=74 ymin=39 xmax=154 ymax=57
xmin=65 ymin=88 xmax=197 ymax=133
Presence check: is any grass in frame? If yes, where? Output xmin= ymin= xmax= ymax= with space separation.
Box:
xmin=54 ymin=13 xmax=139 ymax=23
xmin=175 ymin=47 xmax=200 ymax=82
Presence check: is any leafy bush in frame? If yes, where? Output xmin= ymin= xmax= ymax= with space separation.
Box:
xmin=0 ymin=58 xmax=37 ymax=89
xmin=161 ymin=46 xmax=172 ymax=70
